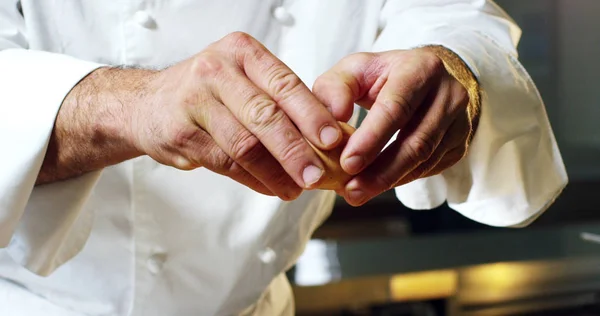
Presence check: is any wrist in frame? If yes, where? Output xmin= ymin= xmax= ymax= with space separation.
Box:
xmin=68 ymin=67 xmax=158 ymax=157
xmin=38 ymin=66 xmax=161 ymax=184
xmin=51 ymin=67 xmax=156 ymax=173
xmin=421 ymin=45 xmax=481 ymax=140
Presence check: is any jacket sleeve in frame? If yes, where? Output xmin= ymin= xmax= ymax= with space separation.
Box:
xmin=372 ymin=0 xmax=568 ymax=227
xmin=0 ymin=1 xmax=103 ymax=275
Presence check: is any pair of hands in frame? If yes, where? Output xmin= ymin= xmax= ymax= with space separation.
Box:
xmin=131 ymin=32 xmax=478 ymax=206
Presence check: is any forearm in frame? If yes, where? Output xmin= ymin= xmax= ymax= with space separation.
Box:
xmin=36 ymin=67 xmax=154 ymax=185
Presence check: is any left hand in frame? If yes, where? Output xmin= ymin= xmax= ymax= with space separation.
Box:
xmin=312 ymin=46 xmax=480 ymax=206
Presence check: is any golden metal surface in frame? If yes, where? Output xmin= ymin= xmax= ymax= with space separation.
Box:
xmin=458 ymin=257 xmax=600 ymax=305
xmin=293 ymin=276 xmax=390 ymax=314
xmin=390 ymin=269 xmax=458 ymax=302
xmin=294 ymin=269 xmax=457 ymax=314
xmin=293 ymin=256 xmax=600 ymax=315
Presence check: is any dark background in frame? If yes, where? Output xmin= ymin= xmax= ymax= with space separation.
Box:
xmin=323 ymin=0 xmax=600 ymax=237
xmin=292 ymin=2 xmax=600 ymax=315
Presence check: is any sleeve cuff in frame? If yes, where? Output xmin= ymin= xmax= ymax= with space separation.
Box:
xmin=381 ymin=28 xmax=567 ymax=227
xmin=0 ymin=49 xmax=104 ymax=275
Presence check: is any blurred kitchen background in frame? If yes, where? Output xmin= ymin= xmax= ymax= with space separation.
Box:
xmin=290 ymin=1 xmax=600 ymax=315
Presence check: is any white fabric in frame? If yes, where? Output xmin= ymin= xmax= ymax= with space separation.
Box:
xmin=0 ymin=0 xmax=567 ymax=315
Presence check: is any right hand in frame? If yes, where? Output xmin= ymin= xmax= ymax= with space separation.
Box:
xmin=129 ymin=32 xmax=342 ymax=200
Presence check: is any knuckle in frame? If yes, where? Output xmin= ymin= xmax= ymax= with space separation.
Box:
xmin=263 ymin=165 xmax=302 ymax=200
xmin=406 ymin=133 xmax=436 ymax=163
xmin=171 ymin=156 xmax=196 ymax=170
xmin=277 ymin=180 xmax=302 ymax=201
xmin=312 ymin=74 xmax=330 ymax=92
xmin=380 ymin=93 xmax=412 ymax=123
xmin=229 ymin=130 xmax=263 ymax=163
xmin=220 ymin=32 xmax=264 ymax=65
xmin=268 ymin=68 xmax=302 ymax=101
xmin=277 ymin=130 xmax=307 ymax=162
xmin=224 ymin=31 xmax=256 ymax=48
xmin=243 ymin=95 xmax=285 ymax=130
xmin=423 ymin=52 xmax=445 ymax=76
xmin=208 ymin=149 xmax=236 ymax=174
xmin=169 ymin=126 xmax=200 ymax=149
xmin=408 ymin=51 xmax=444 ymax=86
xmin=346 ymin=52 xmax=376 ymax=66
xmin=375 ymin=173 xmax=398 ymax=192
xmin=412 ymin=69 xmax=430 ymax=91
xmin=311 ymin=73 xmax=340 ymax=101
xmin=191 ymin=52 xmax=224 ymax=77
xmin=227 ymin=160 xmax=246 ymax=175
xmin=223 ymin=159 xmax=242 ymax=176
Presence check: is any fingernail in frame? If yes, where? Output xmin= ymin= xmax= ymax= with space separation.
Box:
xmin=320 ymin=125 xmax=341 ymax=147
xmin=347 ymin=189 xmax=367 ymax=205
xmin=344 ymin=156 xmax=364 ymax=174
xmin=303 ymin=165 xmax=324 ymax=187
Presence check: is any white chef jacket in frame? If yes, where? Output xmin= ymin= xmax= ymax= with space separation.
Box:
xmin=0 ymin=0 xmax=567 ymax=315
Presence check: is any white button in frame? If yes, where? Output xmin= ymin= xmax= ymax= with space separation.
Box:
xmin=147 ymin=253 xmax=166 ymax=274
xmin=272 ymin=6 xmax=294 ymax=26
xmin=258 ymin=247 xmax=277 ymax=264
xmin=133 ymin=11 xmax=156 ymax=29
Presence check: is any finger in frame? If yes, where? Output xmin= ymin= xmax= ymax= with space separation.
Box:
xmin=341 ymin=139 xmax=403 ymax=206
xmin=222 ymin=32 xmax=342 ymax=150
xmin=312 ymin=71 xmax=355 ymax=122
xmin=312 ymin=54 xmax=373 ymax=122
xmin=419 ymin=146 xmax=466 ymax=179
xmin=203 ymin=57 xmax=326 ymax=189
xmin=395 ymin=142 xmax=448 ymax=186
xmin=340 ymin=57 xmax=443 ymax=175
xmin=164 ymin=124 xmax=276 ymax=197
xmin=417 ymin=119 xmax=470 ymax=180
xmin=195 ymin=99 xmax=302 ymax=200
xmin=342 ymin=80 xmax=459 ymax=206
xmin=392 ymin=145 xmax=466 ymax=189
xmin=393 ymin=114 xmax=470 ymax=186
